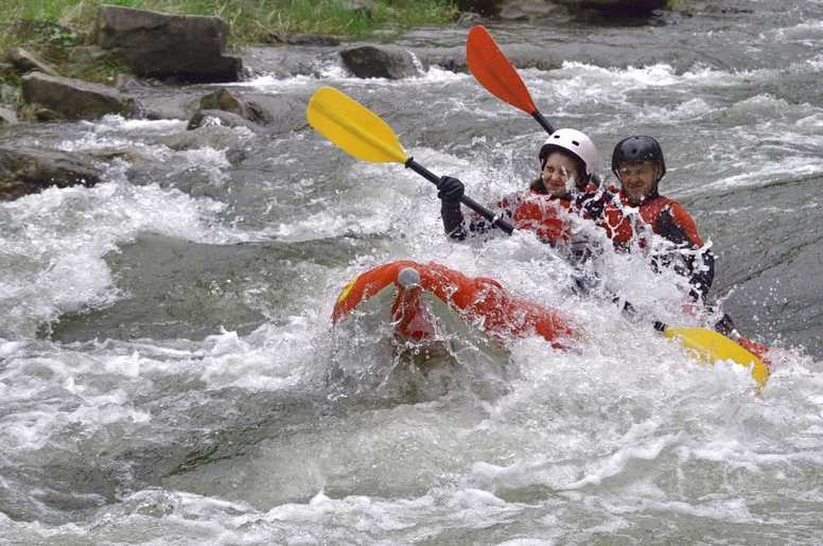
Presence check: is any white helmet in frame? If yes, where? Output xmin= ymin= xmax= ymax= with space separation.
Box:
xmin=539 ymin=128 xmax=599 ymax=181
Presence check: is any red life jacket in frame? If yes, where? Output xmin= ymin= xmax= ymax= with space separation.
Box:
xmin=505 ymin=182 xmax=602 ymax=245
xmin=510 ymin=191 xmax=571 ymax=245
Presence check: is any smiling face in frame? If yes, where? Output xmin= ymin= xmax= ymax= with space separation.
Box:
xmin=541 ymin=151 xmax=582 ymax=199
xmin=617 ymin=160 xmax=662 ymax=205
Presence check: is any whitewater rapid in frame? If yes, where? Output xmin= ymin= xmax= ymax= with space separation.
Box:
xmin=2 ymin=2 xmax=823 ymax=543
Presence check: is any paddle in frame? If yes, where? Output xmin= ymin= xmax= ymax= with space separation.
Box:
xmin=655 ymin=322 xmax=769 ymax=387
xmin=306 ymin=86 xmax=767 ymax=387
xmin=466 ymin=25 xmax=554 ymax=135
xmin=306 ymin=86 xmax=514 ymax=234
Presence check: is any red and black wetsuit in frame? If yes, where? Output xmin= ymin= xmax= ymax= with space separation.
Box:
xmin=441 ymin=181 xmax=714 ymax=300
xmin=441 ymin=179 xmax=601 ymax=246
xmin=594 ymin=189 xmax=715 ymax=301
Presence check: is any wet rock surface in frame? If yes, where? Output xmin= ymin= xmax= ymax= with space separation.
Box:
xmin=20 ymin=72 xmax=138 ymax=121
xmin=0 ymin=146 xmax=102 ymax=200
xmin=95 ymin=5 xmax=242 ymax=82
xmin=340 ymin=45 xmax=424 ymax=80
xmin=340 ymin=45 xmax=425 ymax=79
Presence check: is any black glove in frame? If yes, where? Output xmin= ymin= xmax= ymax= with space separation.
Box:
xmin=713 ymin=312 xmax=737 ymax=337
xmin=437 ymin=176 xmax=464 ymax=203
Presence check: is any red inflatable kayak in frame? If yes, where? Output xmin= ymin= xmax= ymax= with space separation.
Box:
xmin=333 ymin=260 xmax=575 ymax=349
xmin=333 ymin=260 xmax=773 ymax=387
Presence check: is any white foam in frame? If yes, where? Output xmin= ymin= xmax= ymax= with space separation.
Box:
xmin=0 ymin=165 xmax=253 ymax=336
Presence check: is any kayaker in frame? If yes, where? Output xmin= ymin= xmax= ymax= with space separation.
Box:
xmin=437 ymin=132 xmax=713 ymax=301
xmin=595 ymin=135 xmax=715 ymax=302
xmin=437 ymin=128 xmax=601 ymax=246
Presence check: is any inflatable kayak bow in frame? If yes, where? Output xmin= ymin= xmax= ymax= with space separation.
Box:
xmin=333 ymin=261 xmax=771 ymax=387
xmin=334 ymin=261 xmax=574 ymax=348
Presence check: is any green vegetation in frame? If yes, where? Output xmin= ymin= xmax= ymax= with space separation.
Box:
xmin=0 ymin=0 xmax=458 ymax=55
xmin=0 ymin=0 xmax=456 ymax=86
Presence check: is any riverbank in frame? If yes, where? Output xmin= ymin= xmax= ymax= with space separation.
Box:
xmin=0 ymin=0 xmax=457 ymax=68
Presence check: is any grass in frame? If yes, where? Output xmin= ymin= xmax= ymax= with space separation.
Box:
xmin=0 ymin=0 xmax=458 ymax=55
xmin=0 ymin=0 xmax=456 ymax=86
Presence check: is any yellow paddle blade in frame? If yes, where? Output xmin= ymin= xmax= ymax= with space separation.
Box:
xmin=664 ymin=326 xmax=770 ymax=388
xmin=306 ymin=86 xmax=408 ymax=164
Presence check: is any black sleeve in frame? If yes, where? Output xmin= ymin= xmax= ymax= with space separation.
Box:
xmin=656 ymin=210 xmax=715 ymax=301
xmin=441 ymin=197 xmax=513 ymax=241
xmin=441 ymin=201 xmax=467 ymax=240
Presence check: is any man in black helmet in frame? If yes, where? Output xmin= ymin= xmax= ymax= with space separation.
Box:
xmin=595 ymin=136 xmax=715 ymax=302
xmin=597 ymin=135 xmax=771 ymax=358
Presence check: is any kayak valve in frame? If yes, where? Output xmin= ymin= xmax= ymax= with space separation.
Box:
xmin=397 ymin=267 xmax=421 ymax=288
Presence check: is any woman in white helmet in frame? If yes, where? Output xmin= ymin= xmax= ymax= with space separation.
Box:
xmin=438 ymin=128 xmax=602 ymax=245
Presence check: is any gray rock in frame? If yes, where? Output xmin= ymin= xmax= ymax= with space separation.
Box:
xmin=339 ymin=45 xmax=424 ymax=79
xmin=20 ymin=72 xmax=138 ymax=121
xmin=194 ymin=88 xmax=276 ymax=125
xmin=95 ymin=5 xmax=242 ymax=82
xmin=187 ymin=89 xmax=307 ymax=133
xmin=197 ymin=88 xmax=248 ymax=118
xmin=416 ymin=46 xmax=467 ymax=72
xmin=0 ymin=107 xmax=17 ymax=124
xmin=236 ymin=92 xmax=309 ymax=133
xmin=8 ymin=47 xmax=60 ymax=77
xmin=139 ymin=93 xmax=201 ymax=121
xmin=0 ymin=146 xmax=102 ymax=201
xmin=187 ymin=109 xmax=260 ymax=131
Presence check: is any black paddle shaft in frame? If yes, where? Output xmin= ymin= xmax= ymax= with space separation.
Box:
xmin=404 ymin=158 xmax=515 ymax=234
xmin=532 ymin=111 xmax=555 ymax=135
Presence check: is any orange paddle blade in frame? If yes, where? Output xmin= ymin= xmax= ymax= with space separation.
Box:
xmin=467 ymin=25 xmax=537 ymax=114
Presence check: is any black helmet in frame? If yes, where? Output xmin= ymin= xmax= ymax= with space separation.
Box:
xmin=611 ymin=136 xmax=666 ymax=180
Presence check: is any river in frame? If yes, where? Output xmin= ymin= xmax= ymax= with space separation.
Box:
xmin=1 ymin=1 xmax=822 ymax=543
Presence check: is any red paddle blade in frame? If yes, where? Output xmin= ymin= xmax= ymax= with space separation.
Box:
xmin=466 ymin=25 xmax=537 ymax=115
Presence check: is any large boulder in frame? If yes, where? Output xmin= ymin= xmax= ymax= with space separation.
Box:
xmin=95 ymin=5 xmax=242 ymax=82
xmin=339 ymin=45 xmax=424 ymax=79
xmin=0 ymin=146 xmax=102 ymax=201
xmin=186 ymin=88 xmax=307 ymax=133
xmin=20 ymin=72 xmax=138 ymax=121
xmin=187 ymin=109 xmax=260 ymax=132
xmin=196 ymin=89 xmax=259 ymax=121
xmin=233 ymin=92 xmax=309 ymax=133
